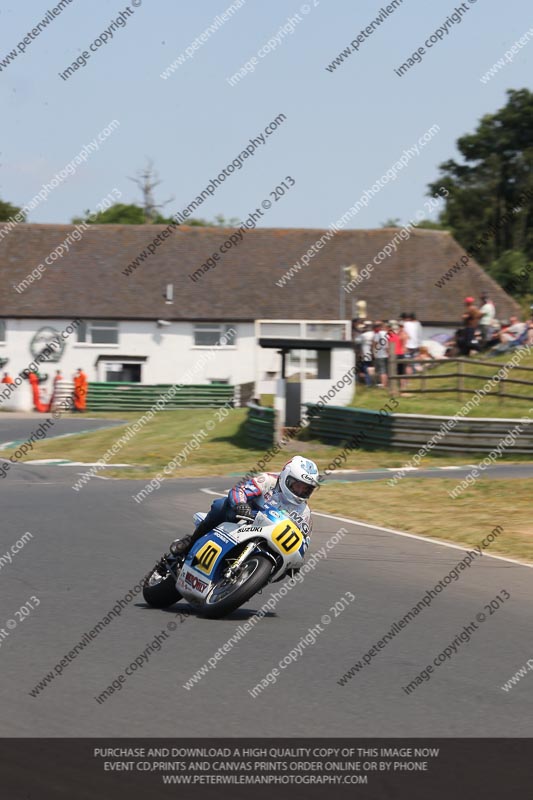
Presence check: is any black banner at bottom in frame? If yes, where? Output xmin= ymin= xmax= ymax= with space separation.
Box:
xmin=0 ymin=738 xmax=530 ymax=799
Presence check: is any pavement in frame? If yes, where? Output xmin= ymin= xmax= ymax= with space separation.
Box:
xmin=1 ymin=464 xmax=533 ymax=737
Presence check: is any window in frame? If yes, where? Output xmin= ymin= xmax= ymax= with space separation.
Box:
xmin=105 ymin=363 xmax=142 ymax=382
xmin=0 ymin=320 xmax=5 ymax=343
xmin=77 ymin=321 xmax=119 ymax=345
xmin=305 ymin=322 xmax=346 ymax=340
xmin=260 ymin=321 xmax=302 ymax=338
xmin=193 ymin=323 xmax=236 ymax=347
xmin=288 ymin=349 xmax=318 ymax=378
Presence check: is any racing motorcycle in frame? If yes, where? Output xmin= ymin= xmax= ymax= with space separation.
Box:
xmin=142 ymin=502 xmax=306 ymax=619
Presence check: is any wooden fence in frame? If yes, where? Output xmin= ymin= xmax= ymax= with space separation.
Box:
xmin=387 ymin=357 xmax=533 ymax=404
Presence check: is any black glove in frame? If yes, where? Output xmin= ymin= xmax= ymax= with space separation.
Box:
xmin=234 ymin=502 xmax=254 ymax=520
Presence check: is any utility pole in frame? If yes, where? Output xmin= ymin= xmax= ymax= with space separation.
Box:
xmin=339 ymin=264 xmax=359 ymax=318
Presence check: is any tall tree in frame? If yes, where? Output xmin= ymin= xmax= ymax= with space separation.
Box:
xmin=73 ymin=159 xmax=241 ymax=227
xmin=428 ymin=88 xmax=533 ymax=284
xmin=129 ymin=160 xmax=174 ymax=223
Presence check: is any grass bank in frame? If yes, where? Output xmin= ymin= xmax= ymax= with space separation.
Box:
xmin=349 ymin=349 xmax=533 ymax=418
xmin=4 ymin=408 xmax=532 ymax=480
xmin=312 ymin=478 xmax=533 ymax=562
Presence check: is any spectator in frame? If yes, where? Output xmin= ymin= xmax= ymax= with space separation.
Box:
xmin=526 ymin=319 xmax=533 ymax=346
xmin=387 ymin=320 xmax=407 ymax=391
xmin=397 ymin=320 xmax=409 ymax=390
xmin=489 ymin=315 xmax=528 ymax=355
xmin=499 ymin=315 xmax=526 ymax=344
xmin=479 ymin=293 xmax=496 ymax=346
xmin=353 ymin=323 xmax=366 ymax=386
xmin=373 ymin=321 xmax=389 ymax=388
xmin=459 ymin=297 xmax=482 ymax=356
xmin=403 ymin=312 xmax=423 ymax=359
xmin=1 ymin=372 xmax=14 ymax=384
xmin=359 ymin=322 xmax=375 ymax=387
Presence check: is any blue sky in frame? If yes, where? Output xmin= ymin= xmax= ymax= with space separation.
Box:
xmin=1 ymin=0 xmax=531 ymax=230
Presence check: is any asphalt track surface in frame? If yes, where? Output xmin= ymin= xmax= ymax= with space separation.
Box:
xmin=0 ymin=416 xmax=125 ymax=448
xmin=2 ymin=460 xmax=533 ymax=738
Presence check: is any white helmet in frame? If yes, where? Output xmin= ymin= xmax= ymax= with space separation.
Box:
xmin=278 ymin=456 xmax=320 ymax=504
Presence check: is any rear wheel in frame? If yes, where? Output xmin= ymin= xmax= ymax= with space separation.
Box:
xmin=142 ymin=557 xmax=182 ymax=608
xmin=203 ymin=555 xmax=272 ymax=619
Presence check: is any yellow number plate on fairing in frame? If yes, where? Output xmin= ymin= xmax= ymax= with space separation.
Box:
xmin=272 ymin=521 xmax=303 ymax=555
xmin=194 ymin=540 xmax=223 ymax=575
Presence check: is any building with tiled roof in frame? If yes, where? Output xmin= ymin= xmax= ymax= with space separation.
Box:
xmin=0 ymin=223 xmax=519 ymax=407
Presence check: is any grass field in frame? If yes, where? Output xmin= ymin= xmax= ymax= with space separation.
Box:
xmin=3 ymin=407 xmax=533 ymax=480
xmin=349 ymin=348 xmax=533 ymax=418
xmin=312 ymin=478 xmax=533 ymax=563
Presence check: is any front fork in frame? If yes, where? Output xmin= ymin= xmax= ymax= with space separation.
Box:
xmin=223 ymin=541 xmax=257 ymax=580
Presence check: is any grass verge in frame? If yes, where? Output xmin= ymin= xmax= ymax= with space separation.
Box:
xmin=5 ymin=409 xmax=533 ymax=479
xmin=312 ymin=478 xmax=533 ymax=563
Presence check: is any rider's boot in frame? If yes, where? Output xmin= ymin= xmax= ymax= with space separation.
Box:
xmin=169 ymin=517 xmax=213 ymax=557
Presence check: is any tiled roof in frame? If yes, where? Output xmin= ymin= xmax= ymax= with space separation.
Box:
xmin=0 ymin=223 xmax=520 ymax=322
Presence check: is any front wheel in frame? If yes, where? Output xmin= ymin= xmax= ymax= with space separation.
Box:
xmin=203 ymin=555 xmax=272 ymax=619
xmin=142 ymin=557 xmax=182 ymax=608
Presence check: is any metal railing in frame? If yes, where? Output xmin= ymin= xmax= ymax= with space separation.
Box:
xmin=304 ymin=403 xmax=533 ymax=454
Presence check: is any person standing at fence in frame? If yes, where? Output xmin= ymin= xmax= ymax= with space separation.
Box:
xmin=359 ymin=322 xmax=375 ymax=387
xmin=460 ymin=297 xmax=482 ymax=356
xmin=403 ymin=312 xmax=423 ymax=358
xmin=387 ymin=321 xmax=408 ymax=391
xmin=73 ymin=368 xmax=88 ymax=412
xmin=373 ymin=321 xmax=389 ymax=389
xmin=479 ymin=292 xmax=496 ymax=345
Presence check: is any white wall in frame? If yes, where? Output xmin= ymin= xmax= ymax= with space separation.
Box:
xmin=300 ymin=348 xmax=356 ymax=406
xmin=0 ymin=318 xmax=359 ymax=412
xmin=0 ymin=319 xmax=256 ymax=411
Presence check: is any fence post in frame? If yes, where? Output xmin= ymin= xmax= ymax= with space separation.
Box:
xmin=457 ymin=359 xmax=464 ymax=400
xmin=498 ymin=376 xmax=504 ymax=405
xmin=388 ymin=352 xmax=398 ymax=396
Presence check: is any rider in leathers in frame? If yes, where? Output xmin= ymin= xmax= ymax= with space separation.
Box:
xmin=170 ymin=456 xmax=320 ymax=557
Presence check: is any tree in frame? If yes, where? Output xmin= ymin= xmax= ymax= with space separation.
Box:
xmin=490 ymin=250 xmax=532 ymax=295
xmin=72 ymin=159 xmax=242 ymax=227
xmin=72 ymin=203 xmax=147 ymax=225
xmin=381 ymin=217 xmax=401 ymax=227
xmin=129 ymin=160 xmax=174 ymax=222
xmin=428 ymin=88 xmax=533 ymax=289
xmin=381 ymin=216 xmax=449 ymax=231
xmin=415 ymin=219 xmax=449 ymax=230
xmin=0 ymin=198 xmax=25 ymax=221
xmin=72 ymin=205 xmax=240 ymax=227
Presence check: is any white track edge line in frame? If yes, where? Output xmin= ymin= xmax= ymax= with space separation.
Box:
xmin=199 ymin=488 xmax=532 ymax=570
xmin=312 ymin=511 xmax=533 ymax=569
